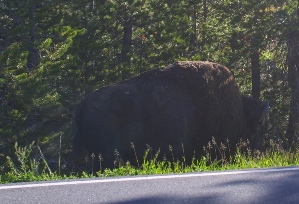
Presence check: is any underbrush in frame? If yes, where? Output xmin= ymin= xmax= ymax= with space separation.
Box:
xmin=1 ymin=138 xmax=299 ymax=184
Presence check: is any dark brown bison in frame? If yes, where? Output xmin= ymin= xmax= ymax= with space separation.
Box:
xmin=74 ymin=61 xmax=269 ymax=169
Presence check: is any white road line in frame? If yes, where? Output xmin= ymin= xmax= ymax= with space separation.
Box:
xmin=0 ymin=166 xmax=298 ymax=190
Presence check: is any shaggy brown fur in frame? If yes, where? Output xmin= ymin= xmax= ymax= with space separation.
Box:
xmin=74 ymin=61 xmax=269 ymax=169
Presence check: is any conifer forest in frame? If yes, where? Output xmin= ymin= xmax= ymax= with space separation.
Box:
xmin=0 ymin=0 xmax=299 ymax=171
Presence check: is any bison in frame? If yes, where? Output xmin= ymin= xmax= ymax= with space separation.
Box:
xmin=74 ymin=61 xmax=269 ymax=169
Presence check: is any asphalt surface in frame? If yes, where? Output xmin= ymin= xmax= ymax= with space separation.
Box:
xmin=1 ymin=166 xmax=299 ymax=204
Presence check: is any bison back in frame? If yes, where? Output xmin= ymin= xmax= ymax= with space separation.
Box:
xmin=75 ymin=61 xmax=249 ymax=169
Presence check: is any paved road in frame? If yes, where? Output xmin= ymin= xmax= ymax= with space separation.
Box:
xmin=1 ymin=166 xmax=299 ymax=204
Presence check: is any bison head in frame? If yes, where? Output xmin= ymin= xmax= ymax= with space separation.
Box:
xmin=242 ymin=95 xmax=269 ymax=150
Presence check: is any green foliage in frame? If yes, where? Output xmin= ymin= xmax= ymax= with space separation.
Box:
xmin=1 ymin=0 xmax=299 ymax=180
xmin=1 ymin=141 xmax=50 ymax=183
xmin=0 ymin=141 xmax=82 ymax=183
xmin=2 ymin=138 xmax=299 ymax=183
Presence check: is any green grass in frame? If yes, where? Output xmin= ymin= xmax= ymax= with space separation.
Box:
xmin=1 ymin=138 xmax=299 ymax=184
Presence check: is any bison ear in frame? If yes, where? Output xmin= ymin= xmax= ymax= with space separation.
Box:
xmin=242 ymin=95 xmax=269 ymax=122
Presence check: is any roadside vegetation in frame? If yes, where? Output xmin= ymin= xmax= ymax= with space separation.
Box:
xmin=1 ymin=138 xmax=298 ymax=184
xmin=1 ymin=1 xmax=299 ymax=183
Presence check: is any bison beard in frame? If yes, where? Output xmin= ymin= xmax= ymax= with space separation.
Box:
xmin=74 ymin=61 xmax=269 ymax=169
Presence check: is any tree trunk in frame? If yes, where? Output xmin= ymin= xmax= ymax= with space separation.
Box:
xmin=189 ymin=2 xmax=197 ymax=53
xmin=250 ymin=13 xmax=261 ymax=99
xmin=286 ymin=30 xmax=299 ymax=148
xmin=26 ymin=1 xmax=38 ymax=71
xmin=121 ymin=10 xmax=132 ymax=80
xmin=250 ymin=36 xmax=261 ymax=99
xmin=202 ymin=0 xmax=207 ymax=48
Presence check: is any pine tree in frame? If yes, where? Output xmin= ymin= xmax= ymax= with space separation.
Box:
xmin=0 ymin=0 xmax=85 ymax=155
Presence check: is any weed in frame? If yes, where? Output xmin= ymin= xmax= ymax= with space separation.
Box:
xmin=114 ymin=149 xmax=122 ymax=168
xmin=2 ymin=138 xmax=299 ymax=183
xmin=91 ymin=153 xmax=95 ymax=175
xmin=37 ymin=145 xmax=52 ymax=175
xmin=98 ymin=153 xmax=104 ymax=173
xmin=130 ymin=142 xmax=139 ymax=167
xmin=0 ymin=142 xmax=53 ymax=183
xmin=58 ymin=135 xmax=62 ymax=175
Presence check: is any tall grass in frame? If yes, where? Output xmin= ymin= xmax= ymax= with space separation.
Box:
xmin=1 ymin=138 xmax=299 ymax=183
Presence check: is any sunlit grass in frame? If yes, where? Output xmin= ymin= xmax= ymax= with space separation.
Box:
xmin=1 ymin=138 xmax=299 ymax=183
